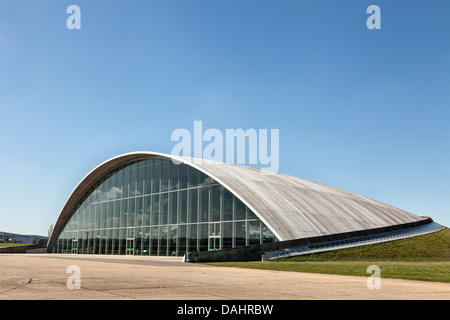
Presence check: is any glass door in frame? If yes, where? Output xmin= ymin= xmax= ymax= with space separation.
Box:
xmin=126 ymin=238 xmax=134 ymax=255
xmin=72 ymin=239 xmax=78 ymax=254
xmin=126 ymin=227 xmax=135 ymax=255
xmin=208 ymin=222 xmax=221 ymax=251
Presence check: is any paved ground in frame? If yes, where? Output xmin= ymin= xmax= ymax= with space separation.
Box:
xmin=0 ymin=254 xmax=449 ymax=300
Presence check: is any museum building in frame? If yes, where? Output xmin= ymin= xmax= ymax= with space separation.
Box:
xmin=47 ymin=152 xmax=442 ymax=261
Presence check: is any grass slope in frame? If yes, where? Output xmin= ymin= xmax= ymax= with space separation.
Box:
xmin=206 ymin=261 xmax=450 ymax=283
xmin=0 ymin=243 xmax=30 ymax=248
xmin=205 ymin=228 xmax=450 ymax=283
xmin=280 ymin=227 xmax=450 ymax=262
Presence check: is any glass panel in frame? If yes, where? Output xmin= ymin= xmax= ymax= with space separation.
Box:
xmin=160 ymin=193 xmax=169 ymax=225
xmin=248 ymin=209 xmax=258 ymax=220
xmin=119 ymin=228 xmax=126 ymax=255
xmin=74 ymin=209 xmax=81 ymax=231
xmin=64 ymin=214 xmax=71 ymax=233
xmin=143 ymin=161 xmax=152 ymax=195
xmin=121 ymin=199 xmax=128 ymax=229
xmin=85 ymin=205 xmax=91 ymax=230
xmin=223 ymin=190 xmax=233 ymax=221
xmin=115 ymin=169 xmax=123 ymax=199
xmin=112 ymin=228 xmax=120 ymax=254
xmin=107 ymin=201 xmax=114 ymax=228
xmin=189 ymin=166 xmax=198 ymax=188
xmin=107 ymin=175 xmax=116 ymax=200
xmin=88 ymin=204 xmax=95 ymax=229
xmin=100 ymin=203 xmax=107 ymax=229
xmin=92 ymin=182 xmax=99 ymax=203
xmin=99 ymin=230 xmax=106 ymax=254
xmin=188 ymin=224 xmax=197 ymax=252
xmin=87 ymin=230 xmax=93 ymax=254
xmin=143 ymin=195 xmax=151 ymax=226
xmin=136 ymin=196 xmax=143 ymax=227
xmin=199 ymin=223 xmax=208 ymax=252
xmin=106 ymin=229 xmax=113 ymax=254
xmin=179 ymin=164 xmax=188 ymax=189
xmin=136 ymin=165 xmax=144 ymax=197
xmin=129 ymin=163 xmax=137 ymax=197
xmin=150 ymin=227 xmax=158 ymax=255
xmin=169 ymin=225 xmax=177 ymax=256
xmin=135 ymin=227 xmax=143 ymax=255
xmin=84 ymin=204 xmax=91 ymax=229
xmin=188 ymin=189 xmax=198 ymax=223
xmin=161 ymin=160 xmax=169 ymax=192
xmin=113 ymin=200 xmax=121 ymax=228
xmin=199 ymin=187 xmax=209 ymax=222
xmin=262 ymin=224 xmax=276 ymax=243
xmin=159 ymin=226 xmax=168 ymax=256
xmin=169 ymin=161 xmax=179 ymax=191
xmin=235 ymin=197 xmax=246 ymax=220
xmin=82 ymin=230 xmax=88 ymax=254
xmin=128 ymin=198 xmax=136 ymax=228
xmin=153 ymin=160 xmax=160 ymax=193
xmin=101 ymin=177 xmax=109 ymax=202
xmin=80 ymin=205 xmax=86 ymax=231
xmin=234 ymin=221 xmax=246 ymax=247
xmin=248 ymin=220 xmax=261 ymax=245
xmin=178 ymin=224 xmax=187 ymax=256
xmin=143 ymin=227 xmax=150 ymax=255
xmin=93 ymin=229 xmax=99 ymax=254
xmin=198 ymin=171 xmax=209 ymax=186
xmin=222 ymin=222 xmax=232 ymax=249
xmin=179 ymin=190 xmax=187 ymax=223
xmin=169 ymin=191 xmax=178 ymax=224
xmin=151 ymin=194 xmax=160 ymax=226
xmin=95 ymin=203 xmax=101 ymax=230
xmin=211 ymin=185 xmax=221 ymax=222
xmin=122 ymin=166 xmax=129 ymax=199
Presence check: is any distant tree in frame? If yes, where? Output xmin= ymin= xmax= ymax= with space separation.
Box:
xmin=47 ymin=224 xmax=54 ymax=238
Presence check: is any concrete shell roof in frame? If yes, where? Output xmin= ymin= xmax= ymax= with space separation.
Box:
xmin=48 ymin=151 xmax=428 ymax=249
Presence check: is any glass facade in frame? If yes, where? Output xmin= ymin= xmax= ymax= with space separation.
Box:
xmin=51 ymin=158 xmax=277 ymax=256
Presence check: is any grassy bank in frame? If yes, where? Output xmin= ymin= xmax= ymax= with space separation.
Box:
xmin=204 ymin=228 xmax=450 ymax=283
xmin=205 ymin=261 xmax=450 ymax=283
xmin=0 ymin=243 xmax=29 ymax=248
xmin=279 ymin=228 xmax=450 ymax=262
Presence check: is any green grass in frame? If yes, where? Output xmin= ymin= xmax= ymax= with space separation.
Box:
xmin=0 ymin=243 xmax=30 ymax=248
xmin=204 ymin=228 xmax=450 ymax=283
xmin=205 ymin=261 xmax=450 ymax=283
xmin=279 ymin=227 xmax=450 ymax=262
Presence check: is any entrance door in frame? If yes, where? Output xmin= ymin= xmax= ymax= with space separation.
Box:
xmin=208 ymin=222 xmax=221 ymax=251
xmin=72 ymin=239 xmax=78 ymax=254
xmin=126 ymin=238 xmax=134 ymax=255
xmin=126 ymin=227 xmax=135 ymax=255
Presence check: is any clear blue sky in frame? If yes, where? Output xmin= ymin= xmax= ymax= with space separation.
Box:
xmin=0 ymin=0 xmax=449 ymax=236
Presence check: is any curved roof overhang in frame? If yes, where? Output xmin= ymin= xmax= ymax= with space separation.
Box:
xmin=48 ymin=151 xmax=429 ymax=251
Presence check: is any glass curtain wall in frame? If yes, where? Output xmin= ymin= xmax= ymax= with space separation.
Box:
xmin=52 ymin=158 xmax=277 ymax=256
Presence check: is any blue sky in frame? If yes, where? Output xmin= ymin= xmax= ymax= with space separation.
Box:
xmin=0 ymin=0 xmax=449 ymax=236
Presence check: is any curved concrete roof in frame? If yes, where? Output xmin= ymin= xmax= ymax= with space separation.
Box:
xmin=48 ymin=151 xmax=428 ymax=250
